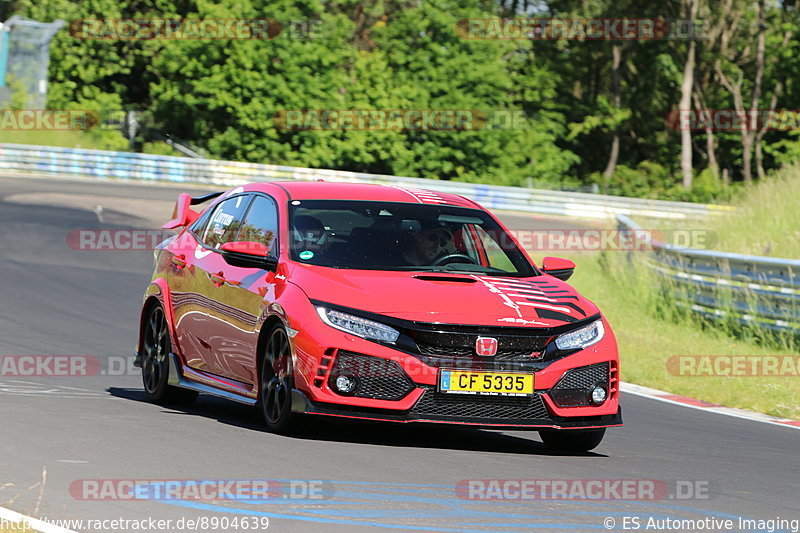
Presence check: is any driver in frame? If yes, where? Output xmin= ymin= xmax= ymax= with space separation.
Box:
xmin=401 ymin=221 xmax=452 ymax=266
xmin=292 ymin=215 xmax=331 ymax=256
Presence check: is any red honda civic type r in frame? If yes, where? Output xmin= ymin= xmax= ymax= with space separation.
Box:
xmin=135 ymin=181 xmax=621 ymax=451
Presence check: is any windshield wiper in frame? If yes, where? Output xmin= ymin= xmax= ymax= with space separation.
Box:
xmin=399 ymin=265 xmax=510 ymax=276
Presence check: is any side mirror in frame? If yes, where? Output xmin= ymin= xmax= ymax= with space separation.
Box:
xmin=541 ymin=256 xmax=575 ymax=281
xmin=220 ymin=241 xmax=278 ymax=271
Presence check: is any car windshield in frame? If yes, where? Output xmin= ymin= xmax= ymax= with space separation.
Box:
xmin=289 ymin=200 xmax=537 ymax=276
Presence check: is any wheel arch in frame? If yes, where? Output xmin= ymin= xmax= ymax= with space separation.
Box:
xmin=255 ymin=315 xmax=289 ymax=384
xmin=137 ymin=296 xmax=161 ymax=354
xmin=137 ymin=279 xmax=178 ymax=359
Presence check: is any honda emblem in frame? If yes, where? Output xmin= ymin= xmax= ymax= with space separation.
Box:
xmin=475 ymin=337 xmax=498 ymax=357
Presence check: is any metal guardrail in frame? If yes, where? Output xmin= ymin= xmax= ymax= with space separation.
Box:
xmin=617 ymin=214 xmax=800 ymax=333
xmin=0 ymin=143 xmax=731 ymax=220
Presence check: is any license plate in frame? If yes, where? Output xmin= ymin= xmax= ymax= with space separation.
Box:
xmin=438 ymin=370 xmax=534 ymax=396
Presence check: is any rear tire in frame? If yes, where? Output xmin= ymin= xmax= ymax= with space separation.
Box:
xmin=140 ymin=303 xmax=198 ymax=405
xmin=539 ymin=428 xmax=605 ymax=452
xmin=258 ymin=325 xmax=306 ymax=434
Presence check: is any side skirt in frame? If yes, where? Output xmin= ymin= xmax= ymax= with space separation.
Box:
xmin=166 ymin=353 xmax=258 ymax=406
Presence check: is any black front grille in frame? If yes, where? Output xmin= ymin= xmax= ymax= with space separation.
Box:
xmin=415 ymin=342 xmax=473 ymax=357
xmin=412 ymin=329 xmax=550 ymax=362
xmin=550 ymin=362 xmax=609 ymax=407
xmin=330 ymin=351 xmax=414 ymax=401
xmin=410 ymin=386 xmax=549 ymax=421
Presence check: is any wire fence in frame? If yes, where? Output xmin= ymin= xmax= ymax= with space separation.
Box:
xmin=617 ymin=214 xmax=800 ymax=334
xmin=1 ymin=16 xmax=65 ymax=108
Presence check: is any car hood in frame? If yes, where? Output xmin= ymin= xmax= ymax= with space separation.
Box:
xmin=287 ymin=265 xmax=599 ymax=328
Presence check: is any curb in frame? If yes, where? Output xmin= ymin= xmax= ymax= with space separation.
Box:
xmin=621 ymin=381 xmax=800 ymax=430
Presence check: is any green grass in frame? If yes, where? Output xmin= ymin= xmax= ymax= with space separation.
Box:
xmin=559 ymin=250 xmax=800 ymax=420
xmin=0 ymin=129 xmax=113 ymax=150
xmin=619 ymin=165 xmax=800 ymax=259
xmin=0 ymin=129 xmax=185 ymax=158
xmin=705 ymin=165 xmax=800 ymax=259
xmin=600 ymin=165 xmax=800 ymax=405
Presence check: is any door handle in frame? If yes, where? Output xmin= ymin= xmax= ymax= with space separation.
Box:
xmin=171 ymin=254 xmax=187 ymax=270
xmin=211 ymin=272 xmax=240 ymax=287
xmin=211 ymin=272 xmax=226 ymax=286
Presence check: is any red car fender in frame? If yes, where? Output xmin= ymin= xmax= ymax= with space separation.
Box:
xmin=530 ymin=319 xmax=618 ymax=390
xmin=541 ymin=315 xmax=620 ymax=417
xmin=140 ymin=278 xmax=185 ymax=365
xmin=268 ymin=280 xmax=321 ymax=392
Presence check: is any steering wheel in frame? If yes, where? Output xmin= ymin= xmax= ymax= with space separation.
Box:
xmin=432 ymin=253 xmax=479 ymax=267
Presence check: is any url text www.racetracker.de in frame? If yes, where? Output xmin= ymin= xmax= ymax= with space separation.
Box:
xmin=0 ymin=515 xmax=270 ymax=532
xmin=602 ymin=515 xmax=798 ymax=532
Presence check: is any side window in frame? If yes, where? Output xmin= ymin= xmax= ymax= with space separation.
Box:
xmin=455 ymin=226 xmax=479 ymax=259
xmin=189 ymin=208 xmax=212 ymax=237
xmin=201 ymin=195 xmax=252 ymax=249
xmin=238 ymin=195 xmax=279 ymax=257
xmin=474 ymin=226 xmax=516 ymax=272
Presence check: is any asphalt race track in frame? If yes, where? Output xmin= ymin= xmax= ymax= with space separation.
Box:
xmin=0 ymin=175 xmax=798 ymax=532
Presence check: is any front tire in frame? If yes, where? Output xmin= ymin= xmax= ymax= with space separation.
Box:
xmin=140 ymin=303 xmax=198 ymax=405
xmin=258 ymin=325 xmax=305 ymax=434
xmin=539 ymin=428 xmax=605 ymax=452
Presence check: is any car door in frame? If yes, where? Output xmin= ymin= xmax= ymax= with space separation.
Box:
xmin=171 ymin=193 xmax=254 ymax=377
xmin=204 ymin=194 xmax=281 ymax=384
xmin=161 ymin=212 xmax=213 ymax=372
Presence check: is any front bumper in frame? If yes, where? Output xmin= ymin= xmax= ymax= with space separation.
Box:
xmin=290 ymin=304 xmax=622 ymax=429
xmin=290 ymin=388 xmax=623 ymax=430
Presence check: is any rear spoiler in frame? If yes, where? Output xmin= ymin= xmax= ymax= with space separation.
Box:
xmin=162 ymin=191 xmax=225 ymax=229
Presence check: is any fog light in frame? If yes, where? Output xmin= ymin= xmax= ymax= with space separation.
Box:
xmin=590 ymin=386 xmax=607 ymax=405
xmin=333 ymin=375 xmax=358 ymax=394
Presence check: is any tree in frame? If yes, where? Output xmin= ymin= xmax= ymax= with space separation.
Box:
xmin=679 ymin=0 xmax=698 ymax=188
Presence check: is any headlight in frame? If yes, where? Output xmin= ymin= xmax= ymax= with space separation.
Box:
xmin=316 ymin=307 xmax=400 ymax=343
xmin=554 ymin=319 xmax=604 ymax=351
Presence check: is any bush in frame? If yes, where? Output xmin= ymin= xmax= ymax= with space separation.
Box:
xmin=142 ymin=142 xmax=183 ymax=157
xmin=591 ymin=162 xmax=732 ymax=203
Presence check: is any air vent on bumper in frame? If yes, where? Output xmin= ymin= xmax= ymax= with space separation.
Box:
xmin=328 ymin=351 xmax=415 ymax=401
xmin=549 ymin=362 xmax=610 ymax=407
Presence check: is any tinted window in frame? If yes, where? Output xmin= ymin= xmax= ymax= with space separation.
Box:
xmin=288 ymin=200 xmax=536 ymax=277
xmin=473 ymin=225 xmax=517 ymax=272
xmin=238 ymin=195 xmax=279 ymax=257
xmin=201 ymin=195 xmax=252 ymax=249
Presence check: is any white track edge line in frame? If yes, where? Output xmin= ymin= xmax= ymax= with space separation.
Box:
xmin=620 ymin=381 xmax=800 ymax=431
